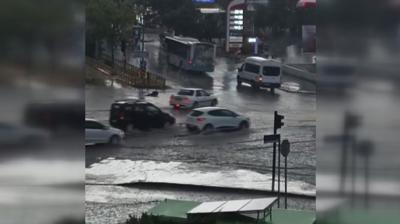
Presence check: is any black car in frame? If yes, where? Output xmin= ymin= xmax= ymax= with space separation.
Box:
xmin=109 ymin=99 xmax=175 ymax=131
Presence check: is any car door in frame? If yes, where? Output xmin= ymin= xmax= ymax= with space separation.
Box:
xmin=132 ymin=104 xmax=146 ymax=129
xmin=195 ymin=90 xmax=206 ymax=106
xmin=262 ymin=65 xmax=281 ymax=85
xmin=144 ymin=104 xmax=164 ymax=128
xmin=244 ymin=63 xmax=260 ymax=81
xmin=207 ymin=109 xmax=230 ymax=129
xmin=85 ymin=121 xmax=108 ymax=144
xmin=219 ymin=109 xmax=240 ymax=129
xmin=200 ymin=90 xmax=213 ymax=106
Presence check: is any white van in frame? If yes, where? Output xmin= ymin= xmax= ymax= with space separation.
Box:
xmin=237 ymin=57 xmax=282 ymax=92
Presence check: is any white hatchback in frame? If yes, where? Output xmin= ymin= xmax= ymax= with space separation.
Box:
xmin=185 ymin=107 xmax=250 ymax=132
xmin=85 ymin=119 xmax=125 ymax=145
xmin=170 ymin=88 xmax=218 ymax=109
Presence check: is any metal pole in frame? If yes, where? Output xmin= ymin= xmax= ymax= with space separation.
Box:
xmin=138 ymin=12 xmax=145 ymax=100
xmin=243 ymin=0 xmax=248 ymax=53
xmin=272 ymin=133 xmax=276 ymax=192
xmin=272 ymin=111 xmax=277 ymax=192
xmin=277 ymin=136 xmax=281 ymax=208
xmin=285 ymin=156 xmax=287 ymax=209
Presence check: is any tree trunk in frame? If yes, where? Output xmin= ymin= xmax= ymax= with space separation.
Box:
xmin=111 ymin=40 xmax=115 ymax=68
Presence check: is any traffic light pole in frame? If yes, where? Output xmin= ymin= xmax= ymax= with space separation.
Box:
xmin=271 ymin=111 xmax=284 ymax=203
xmin=272 ymin=129 xmax=277 ymax=192
xmin=277 ymin=135 xmax=281 ymax=208
xmin=138 ymin=14 xmax=146 ymax=100
xmin=284 ymin=155 xmax=288 ymax=209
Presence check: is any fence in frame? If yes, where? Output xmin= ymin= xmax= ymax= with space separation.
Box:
xmin=87 ymin=54 xmax=166 ymax=89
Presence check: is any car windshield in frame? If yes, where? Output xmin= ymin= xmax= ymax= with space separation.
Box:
xmin=178 ymin=89 xmax=194 ymax=96
xmin=190 ymin=110 xmax=203 ymax=117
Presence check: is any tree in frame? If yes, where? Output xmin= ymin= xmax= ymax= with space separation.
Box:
xmin=253 ymin=0 xmax=299 ymax=56
xmin=86 ymin=0 xmax=137 ymax=65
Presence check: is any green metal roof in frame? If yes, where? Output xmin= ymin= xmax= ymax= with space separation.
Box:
xmin=146 ymin=199 xmax=315 ymax=224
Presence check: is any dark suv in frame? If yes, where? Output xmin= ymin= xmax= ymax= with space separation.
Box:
xmin=109 ymin=99 xmax=175 ymax=131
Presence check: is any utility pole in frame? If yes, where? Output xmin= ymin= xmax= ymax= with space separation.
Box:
xmin=281 ymin=139 xmax=291 ymax=209
xmin=138 ymin=6 xmax=146 ymax=100
xmin=242 ymin=0 xmax=248 ymax=54
xmin=277 ymin=137 xmax=281 ymax=208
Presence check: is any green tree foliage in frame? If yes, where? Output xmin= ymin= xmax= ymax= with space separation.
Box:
xmin=86 ymin=0 xmax=136 ymax=61
xmin=145 ymin=0 xmax=225 ymax=40
xmin=254 ymin=0 xmax=298 ymax=38
xmin=146 ymin=0 xmax=200 ymax=36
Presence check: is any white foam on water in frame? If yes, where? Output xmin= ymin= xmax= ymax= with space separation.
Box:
xmin=86 ymin=158 xmax=315 ymax=196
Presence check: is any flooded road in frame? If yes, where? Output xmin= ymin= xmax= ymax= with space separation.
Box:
xmin=86 ymin=33 xmax=316 ymax=223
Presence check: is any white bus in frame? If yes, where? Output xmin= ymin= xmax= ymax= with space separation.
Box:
xmin=163 ymin=36 xmax=216 ymax=72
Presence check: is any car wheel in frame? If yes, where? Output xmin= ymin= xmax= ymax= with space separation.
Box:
xmin=270 ymin=88 xmax=275 ymax=94
xmin=202 ymin=124 xmax=214 ymax=134
xmin=186 ymin=126 xmax=198 ymax=133
xmin=239 ymin=121 xmax=250 ymax=130
xmin=211 ymin=99 xmax=218 ymax=106
xmin=163 ymin=119 xmax=175 ymax=128
xmin=109 ymin=135 xmax=121 ymax=145
xmin=237 ymin=79 xmax=242 ymax=87
xmin=192 ymin=102 xmax=199 ymax=109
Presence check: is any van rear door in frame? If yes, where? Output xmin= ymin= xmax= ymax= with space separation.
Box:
xmin=262 ymin=66 xmax=281 ymax=85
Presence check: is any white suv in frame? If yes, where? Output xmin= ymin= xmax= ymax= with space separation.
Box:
xmin=170 ymin=88 xmax=218 ymax=109
xmin=85 ymin=119 xmax=125 ymax=145
xmin=237 ymin=56 xmax=281 ymax=93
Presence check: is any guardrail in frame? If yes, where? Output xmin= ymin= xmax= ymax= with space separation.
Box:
xmin=87 ymin=55 xmax=166 ymax=89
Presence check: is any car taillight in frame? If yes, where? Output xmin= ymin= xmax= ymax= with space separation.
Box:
xmin=119 ymin=112 xmax=124 ymax=120
xmin=256 ymin=76 xmax=263 ymax=82
xmin=169 ymin=95 xmax=174 ymax=101
xmin=196 ymin=117 xmax=205 ymax=122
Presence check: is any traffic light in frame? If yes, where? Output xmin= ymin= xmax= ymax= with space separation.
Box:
xmin=274 ymin=111 xmax=284 ymax=130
